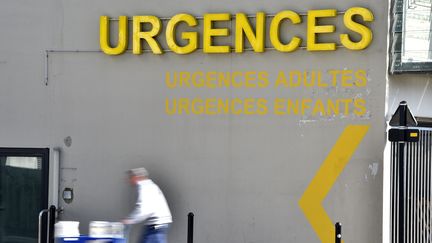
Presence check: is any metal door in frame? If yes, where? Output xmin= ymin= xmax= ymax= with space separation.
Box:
xmin=0 ymin=148 xmax=49 ymax=243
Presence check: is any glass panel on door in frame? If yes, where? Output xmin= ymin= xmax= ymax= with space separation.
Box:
xmin=0 ymin=148 xmax=49 ymax=243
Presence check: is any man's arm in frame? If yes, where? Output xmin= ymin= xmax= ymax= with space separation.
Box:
xmin=123 ymin=184 xmax=154 ymax=224
xmin=123 ymin=203 xmax=153 ymax=224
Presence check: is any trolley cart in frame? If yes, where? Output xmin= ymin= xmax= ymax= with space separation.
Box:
xmin=56 ymin=224 xmax=131 ymax=243
xmin=56 ymin=236 xmax=126 ymax=243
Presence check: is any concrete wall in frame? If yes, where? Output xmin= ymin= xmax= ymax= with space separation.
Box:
xmin=0 ymin=0 xmax=388 ymax=242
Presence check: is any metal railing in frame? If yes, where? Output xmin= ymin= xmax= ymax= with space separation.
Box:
xmin=38 ymin=205 xmax=57 ymax=243
xmin=389 ymin=101 xmax=432 ymax=243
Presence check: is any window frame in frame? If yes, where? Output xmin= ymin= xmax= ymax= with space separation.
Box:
xmin=389 ymin=0 xmax=432 ymax=73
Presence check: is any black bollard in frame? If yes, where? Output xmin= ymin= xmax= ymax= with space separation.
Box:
xmin=335 ymin=222 xmax=342 ymax=243
xmin=187 ymin=212 xmax=194 ymax=243
xmin=48 ymin=205 xmax=56 ymax=243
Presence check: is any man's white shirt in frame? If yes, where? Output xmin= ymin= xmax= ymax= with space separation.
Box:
xmin=127 ymin=179 xmax=172 ymax=225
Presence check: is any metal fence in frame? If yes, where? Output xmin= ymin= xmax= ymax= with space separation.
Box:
xmin=390 ymin=128 xmax=432 ymax=242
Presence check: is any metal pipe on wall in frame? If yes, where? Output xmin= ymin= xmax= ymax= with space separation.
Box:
xmin=52 ymin=148 xmax=61 ymax=209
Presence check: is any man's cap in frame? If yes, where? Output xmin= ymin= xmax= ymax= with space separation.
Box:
xmin=129 ymin=167 xmax=149 ymax=177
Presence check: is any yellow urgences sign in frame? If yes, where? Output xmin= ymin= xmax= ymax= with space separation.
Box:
xmin=100 ymin=7 xmax=374 ymax=55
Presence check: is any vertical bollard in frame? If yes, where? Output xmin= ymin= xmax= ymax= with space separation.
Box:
xmin=187 ymin=212 xmax=194 ymax=243
xmin=49 ymin=205 xmax=56 ymax=243
xmin=335 ymin=222 xmax=342 ymax=243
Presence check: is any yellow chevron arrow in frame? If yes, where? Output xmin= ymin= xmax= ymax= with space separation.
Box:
xmin=298 ymin=125 xmax=369 ymax=243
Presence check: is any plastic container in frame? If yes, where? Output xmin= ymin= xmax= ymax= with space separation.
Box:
xmin=54 ymin=221 xmax=80 ymax=238
xmin=89 ymin=221 xmax=112 ymax=238
xmin=110 ymin=222 xmax=124 ymax=238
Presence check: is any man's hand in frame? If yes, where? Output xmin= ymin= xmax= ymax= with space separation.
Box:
xmin=122 ymin=219 xmax=133 ymax=225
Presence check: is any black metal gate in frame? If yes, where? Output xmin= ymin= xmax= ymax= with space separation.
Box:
xmin=389 ymin=102 xmax=432 ymax=243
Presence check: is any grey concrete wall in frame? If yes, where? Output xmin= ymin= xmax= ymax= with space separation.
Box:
xmin=0 ymin=0 xmax=388 ymax=242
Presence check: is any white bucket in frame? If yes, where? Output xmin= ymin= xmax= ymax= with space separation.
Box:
xmin=89 ymin=221 xmax=112 ymax=238
xmin=54 ymin=221 xmax=80 ymax=237
xmin=110 ymin=222 xmax=124 ymax=238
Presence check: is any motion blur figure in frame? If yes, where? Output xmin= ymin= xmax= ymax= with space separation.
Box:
xmin=122 ymin=167 xmax=172 ymax=243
